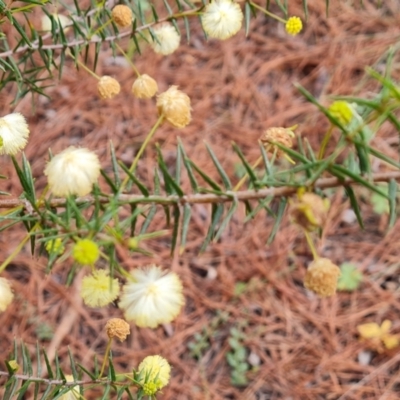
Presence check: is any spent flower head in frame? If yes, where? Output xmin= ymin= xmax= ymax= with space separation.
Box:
xmin=105 ymin=318 xmax=130 ymax=342
xmin=328 ymin=101 xmax=354 ymax=125
xmin=98 ymin=76 xmax=121 ymax=99
xmin=0 ymin=113 xmax=29 ymax=155
xmin=132 ymin=74 xmax=158 ymax=99
xmin=201 ymin=0 xmax=243 ymax=40
xmin=260 ymin=127 xmax=295 ymax=158
xmin=150 ymin=23 xmax=181 ymax=55
xmin=157 ymin=86 xmax=191 ymax=128
xmin=138 ymin=355 xmax=171 ymax=396
xmin=357 ymin=320 xmax=399 ymax=353
xmin=289 ymin=191 xmax=330 ymax=231
xmin=111 ymin=5 xmax=133 ymax=28
xmin=119 ymin=264 xmax=185 ymax=328
xmin=0 ymin=277 xmax=13 ymax=312
xmin=285 ymin=16 xmax=303 ymax=36
xmin=304 ymin=258 xmax=341 ymax=298
xmin=44 ymin=146 xmax=101 ymax=197
xmin=81 ymin=270 xmax=120 ymax=308
xmin=73 ymin=239 xmax=99 ymax=266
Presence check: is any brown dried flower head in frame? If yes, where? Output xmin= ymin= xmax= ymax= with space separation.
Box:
xmin=304 ymin=258 xmax=341 ymax=298
xmin=290 ymin=192 xmax=330 ymax=231
xmin=156 ymin=86 xmax=191 ymax=128
xmin=105 ymin=318 xmax=130 ymax=342
xmin=260 ymin=127 xmax=294 ymax=157
xmin=132 ymin=74 xmax=158 ymax=99
xmin=111 ymin=5 xmax=133 ymax=28
xmin=98 ymin=76 xmax=121 ymax=99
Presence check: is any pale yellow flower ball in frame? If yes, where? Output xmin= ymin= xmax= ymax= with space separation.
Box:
xmin=97 ymin=76 xmax=121 ymax=99
xmin=59 ymin=375 xmax=80 ymax=400
xmin=150 ymin=23 xmax=181 ymax=55
xmin=201 ymin=0 xmax=243 ymax=40
xmin=0 ymin=113 xmax=30 ymax=155
xmin=0 ymin=277 xmax=13 ymax=312
xmin=157 ymin=86 xmax=192 ymax=128
xmin=138 ymin=355 xmax=171 ymax=396
xmin=132 ymin=74 xmax=158 ymax=99
xmin=81 ymin=270 xmax=120 ymax=308
xmin=41 ymin=13 xmax=70 ymax=32
xmin=44 ymin=147 xmax=101 ymax=197
xmin=119 ymin=265 xmax=185 ymax=328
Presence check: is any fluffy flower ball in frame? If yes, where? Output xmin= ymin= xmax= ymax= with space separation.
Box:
xmin=138 ymin=355 xmax=171 ymax=396
xmin=132 ymin=74 xmax=158 ymax=99
xmin=97 ymin=76 xmax=121 ymax=99
xmin=304 ymin=258 xmax=341 ymax=298
xmin=119 ymin=265 xmax=185 ymax=328
xmin=150 ymin=23 xmax=181 ymax=55
xmin=44 ymin=147 xmax=101 ymax=197
xmin=0 ymin=113 xmax=30 ymax=155
xmin=201 ymin=0 xmax=243 ymax=40
xmin=111 ymin=5 xmax=133 ymax=28
xmin=0 ymin=277 xmax=13 ymax=312
xmin=41 ymin=13 xmax=70 ymax=32
xmin=81 ymin=270 xmax=120 ymax=308
xmin=73 ymin=239 xmax=99 ymax=266
xmin=285 ymin=16 xmax=303 ymax=36
xmin=156 ymin=86 xmax=191 ymax=128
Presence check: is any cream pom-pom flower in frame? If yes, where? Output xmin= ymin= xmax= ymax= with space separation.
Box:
xmin=156 ymin=86 xmax=192 ymax=128
xmin=41 ymin=13 xmax=70 ymax=32
xmin=137 ymin=355 xmax=171 ymax=396
xmin=150 ymin=23 xmax=181 ymax=55
xmin=119 ymin=265 xmax=185 ymax=328
xmin=44 ymin=147 xmax=101 ymax=197
xmin=0 ymin=113 xmax=30 ymax=155
xmin=201 ymin=0 xmax=243 ymax=40
xmin=0 ymin=277 xmax=13 ymax=312
xmin=81 ymin=270 xmax=120 ymax=308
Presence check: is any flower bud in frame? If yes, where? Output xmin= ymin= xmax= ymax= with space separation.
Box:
xmin=111 ymin=5 xmax=133 ymax=28
xmin=73 ymin=239 xmax=99 ymax=266
xmin=105 ymin=318 xmax=130 ymax=342
xmin=285 ymin=16 xmax=303 ymax=36
xmin=132 ymin=74 xmax=158 ymax=99
xmin=98 ymin=76 xmax=120 ymax=99
xmin=156 ymin=86 xmax=191 ymax=128
xmin=304 ymin=258 xmax=341 ymax=297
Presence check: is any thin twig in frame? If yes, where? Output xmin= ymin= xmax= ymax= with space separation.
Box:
xmin=0 ymin=171 xmax=398 ymax=211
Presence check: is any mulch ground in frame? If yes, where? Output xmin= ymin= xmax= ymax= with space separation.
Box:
xmin=1 ymin=1 xmax=400 ymax=399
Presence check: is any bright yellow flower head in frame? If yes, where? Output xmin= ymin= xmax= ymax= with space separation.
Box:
xmin=119 ymin=265 xmax=185 ymax=328
xmin=285 ymin=16 xmax=302 ymax=36
xmin=201 ymin=0 xmax=243 ymax=40
xmin=0 ymin=113 xmax=30 ymax=155
xmin=138 ymin=355 xmax=171 ymax=395
xmin=328 ymin=101 xmax=354 ymax=125
xmin=81 ymin=270 xmax=120 ymax=308
xmin=44 ymin=146 xmax=101 ymax=197
xmin=73 ymin=239 xmax=100 ymax=266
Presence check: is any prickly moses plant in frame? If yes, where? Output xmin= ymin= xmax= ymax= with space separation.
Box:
xmin=0 ymin=1 xmax=400 ymax=398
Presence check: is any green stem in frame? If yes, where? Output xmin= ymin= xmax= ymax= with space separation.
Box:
xmin=115 ymin=42 xmax=141 ymax=77
xmin=68 ymin=52 xmax=100 ymax=80
xmin=248 ymin=2 xmax=286 ymax=23
xmin=98 ymin=338 xmax=113 ymax=378
xmin=234 ymin=156 xmax=262 ymax=191
xmin=304 ymin=230 xmax=319 ymax=260
xmin=120 ymin=115 xmax=165 ymax=190
xmin=89 ymin=18 xmax=112 ymax=40
xmin=318 ymin=124 xmax=334 ymax=160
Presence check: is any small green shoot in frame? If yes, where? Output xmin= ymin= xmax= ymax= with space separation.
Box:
xmin=337 ymin=262 xmax=363 ymax=291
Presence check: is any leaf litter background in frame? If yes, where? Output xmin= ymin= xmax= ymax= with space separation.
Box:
xmin=1 ymin=1 xmax=400 ymax=399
